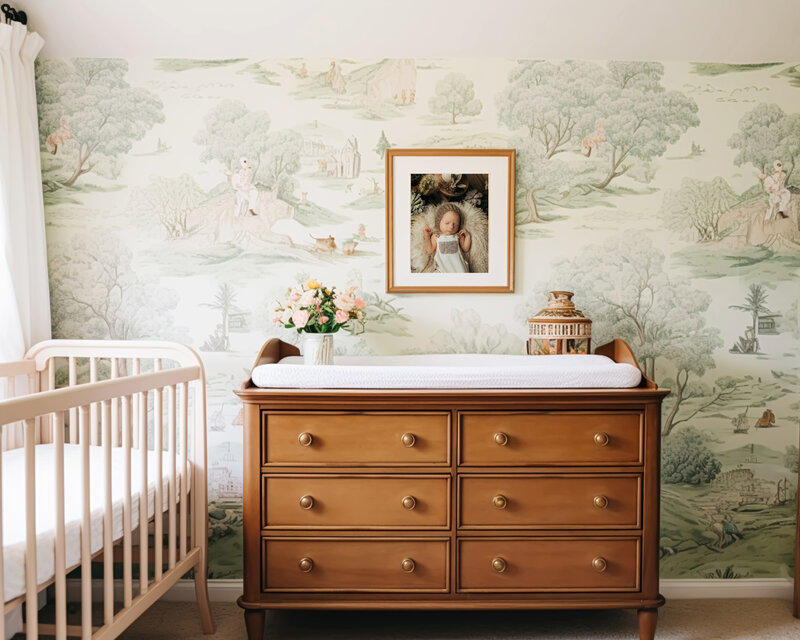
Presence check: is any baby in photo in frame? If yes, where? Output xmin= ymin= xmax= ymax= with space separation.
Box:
xmin=423 ymin=202 xmax=472 ymax=273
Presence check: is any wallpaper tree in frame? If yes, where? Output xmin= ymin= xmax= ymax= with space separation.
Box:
xmin=134 ymin=174 xmax=207 ymax=239
xmin=428 ymin=72 xmax=482 ymax=124
xmin=36 ymin=59 xmax=164 ymax=188
xmin=195 ymin=99 xmax=272 ymax=178
xmin=660 ymin=176 xmax=741 ymax=242
xmin=514 ymin=136 xmax=573 ymax=223
xmin=195 ymin=99 xmax=302 ymax=198
xmin=496 ymin=60 xmax=600 ymax=158
xmin=591 ymin=62 xmax=699 ymax=189
xmin=729 ymin=103 xmax=800 ymax=183
xmin=49 ymin=235 xmax=180 ymax=341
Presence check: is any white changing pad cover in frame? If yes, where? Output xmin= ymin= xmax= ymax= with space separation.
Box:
xmin=2 ymin=444 xmax=189 ymax=603
xmin=252 ymin=354 xmax=642 ymax=389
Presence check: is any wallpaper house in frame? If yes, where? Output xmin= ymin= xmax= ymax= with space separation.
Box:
xmin=36 ymin=56 xmax=799 ymax=584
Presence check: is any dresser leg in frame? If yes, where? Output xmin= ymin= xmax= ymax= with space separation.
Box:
xmin=245 ymin=609 xmax=265 ymax=640
xmin=637 ymin=608 xmax=658 ymax=640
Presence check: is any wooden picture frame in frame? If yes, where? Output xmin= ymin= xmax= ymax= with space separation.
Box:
xmin=385 ymin=149 xmax=515 ymax=293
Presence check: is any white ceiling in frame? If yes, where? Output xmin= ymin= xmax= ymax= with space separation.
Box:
xmin=12 ymin=0 xmax=800 ymax=61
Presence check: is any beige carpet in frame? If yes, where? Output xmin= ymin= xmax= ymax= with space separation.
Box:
xmin=119 ymin=599 xmax=800 ymax=639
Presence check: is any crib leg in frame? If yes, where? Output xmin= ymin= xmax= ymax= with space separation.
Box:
xmin=194 ymin=554 xmax=215 ymax=634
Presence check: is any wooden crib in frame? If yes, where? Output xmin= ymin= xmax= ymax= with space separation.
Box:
xmin=0 ymin=340 xmax=215 ymax=639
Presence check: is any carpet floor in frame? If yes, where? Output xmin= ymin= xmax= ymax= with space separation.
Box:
xmin=119 ymin=599 xmax=800 ymax=639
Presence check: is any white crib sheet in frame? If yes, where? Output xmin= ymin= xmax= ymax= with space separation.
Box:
xmin=251 ymin=354 xmax=642 ymax=389
xmin=2 ymin=444 xmax=190 ymax=603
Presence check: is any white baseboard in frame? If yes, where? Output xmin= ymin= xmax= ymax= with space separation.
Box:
xmin=157 ymin=578 xmax=795 ymax=603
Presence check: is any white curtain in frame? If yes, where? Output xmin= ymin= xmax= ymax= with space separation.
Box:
xmin=0 ymin=20 xmax=50 ymax=363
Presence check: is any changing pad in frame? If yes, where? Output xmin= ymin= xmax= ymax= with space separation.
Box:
xmin=251 ymin=354 xmax=642 ymax=389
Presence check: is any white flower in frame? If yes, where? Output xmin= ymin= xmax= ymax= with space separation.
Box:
xmin=280 ymin=308 xmax=293 ymax=323
xmin=298 ymin=289 xmax=316 ymax=307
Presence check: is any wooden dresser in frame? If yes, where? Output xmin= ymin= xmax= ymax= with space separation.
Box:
xmin=235 ymin=339 xmax=669 ymax=640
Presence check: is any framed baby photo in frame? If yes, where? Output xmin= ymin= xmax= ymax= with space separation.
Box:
xmin=385 ymin=148 xmax=515 ymax=293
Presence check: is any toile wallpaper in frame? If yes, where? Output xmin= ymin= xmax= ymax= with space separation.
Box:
xmin=36 ymin=57 xmax=800 ymax=580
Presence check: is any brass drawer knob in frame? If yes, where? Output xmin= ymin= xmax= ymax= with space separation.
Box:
xmin=401 ymin=558 xmax=416 ymax=573
xmin=592 ymin=556 xmax=607 ymax=573
xmin=299 ymin=557 xmax=314 ymax=573
xmin=593 ymin=495 xmax=609 ymax=509
xmin=593 ymin=432 xmax=609 ymax=447
xmin=493 ymin=432 xmax=509 ymax=446
xmin=492 ymin=494 xmax=508 ymax=510
xmin=401 ymin=495 xmax=416 ymax=510
xmin=491 ymin=557 xmax=507 ymax=573
xmin=298 ymin=432 xmax=313 ymax=447
xmin=299 ymin=495 xmax=315 ymax=510
xmin=401 ymin=432 xmax=416 ymax=447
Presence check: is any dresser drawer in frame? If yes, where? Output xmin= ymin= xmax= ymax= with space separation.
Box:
xmin=262 ymin=412 xmax=450 ymax=466
xmin=459 ymin=412 xmax=642 ymax=466
xmin=263 ymin=537 xmax=450 ymax=592
xmin=262 ymin=475 xmax=450 ymax=529
xmin=458 ymin=537 xmax=640 ymax=592
xmin=459 ymin=474 xmax=641 ymax=529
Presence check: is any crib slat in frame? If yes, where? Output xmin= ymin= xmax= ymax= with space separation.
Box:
xmin=140 ymin=387 xmax=149 ymax=594
xmin=80 ymin=405 xmax=92 ymax=640
xmin=132 ymin=359 xmax=140 ymax=450
xmin=24 ymin=418 xmax=37 ymax=639
xmin=90 ymin=357 xmax=99 ymax=445
xmin=5 ymin=377 xmax=14 ymax=450
xmin=154 ymin=361 xmax=164 ymax=581
xmin=54 ymin=411 xmax=67 ymax=640
xmin=69 ymin=357 xmax=77 ymax=444
xmin=102 ymin=399 xmax=114 ymax=626
xmin=123 ymin=394 xmax=133 ymax=607
xmin=47 ymin=358 xmax=55 ymax=445
xmin=111 ymin=358 xmax=120 ymax=448
xmin=180 ymin=381 xmax=188 ymax=560
xmin=168 ymin=384 xmax=177 ymax=569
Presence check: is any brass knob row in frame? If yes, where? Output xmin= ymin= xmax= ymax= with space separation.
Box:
xmin=489 ymin=556 xmax=608 ymax=573
xmin=299 ymin=431 xmax=420 ymax=448
xmin=493 ymin=431 xmax=610 ymax=447
xmin=298 ymin=557 xmax=417 ymax=573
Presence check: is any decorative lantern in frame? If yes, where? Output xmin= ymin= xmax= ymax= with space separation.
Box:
xmin=527 ymin=291 xmax=592 ymax=355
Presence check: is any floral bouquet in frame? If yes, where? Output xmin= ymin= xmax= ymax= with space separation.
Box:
xmin=273 ymin=279 xmax=366 ymax=334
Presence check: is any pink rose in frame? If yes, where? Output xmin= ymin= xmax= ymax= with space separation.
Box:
xmin=292 ymin=309 xmax=310 ymax=328
xmin=319 ymin=315 xmax=329 ymax=325
xmin=354 ymin=298 xmax=366 ymax=309
xmin=335 ymin=309 xmax=349 ymax=323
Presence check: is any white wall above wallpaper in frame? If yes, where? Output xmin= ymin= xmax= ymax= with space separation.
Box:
xmin=36 ymin=56 xmax=800 ymax=581
xmin=16 ymin=1 xmax=800 ymax=61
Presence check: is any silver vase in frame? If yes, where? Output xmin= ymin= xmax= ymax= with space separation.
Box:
xmin=302 ymin=333 xmax=334 ymax=365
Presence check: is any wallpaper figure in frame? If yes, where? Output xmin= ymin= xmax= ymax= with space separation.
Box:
xmin=226 ymin=157 xmax=259 ymax=217
xmin=759 ymin=160 xmax=791 ymax=220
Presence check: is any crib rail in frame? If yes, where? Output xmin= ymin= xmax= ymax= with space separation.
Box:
xmin=0 ymin=340 xmax=213 ymax=640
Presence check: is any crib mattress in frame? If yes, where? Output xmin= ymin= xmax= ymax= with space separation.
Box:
xmin=251 ymin=354 xmax=642 ymax=389
xmin=2 ymin=444 xmax=190 ymax=603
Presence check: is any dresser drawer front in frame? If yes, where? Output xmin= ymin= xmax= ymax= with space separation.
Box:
xmin=458 ymin=538 xmax=640 ymax=592
xmin=262 ymin=538 xmax=450 ymax=592
xmin=262 ymin=475 xmax=450 ymax=529
xmin=459 ymin=412 xmax=643 ymax=466
xmin=459 ymin=475 xmax=641 ymax=529
xmin=262 ymin=412 xmax=450 ymax=466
